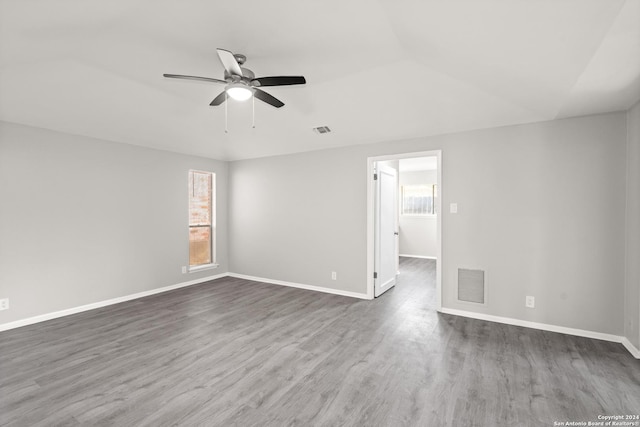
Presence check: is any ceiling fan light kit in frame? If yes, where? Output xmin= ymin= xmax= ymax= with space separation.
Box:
xmin=164 ymin=48 xmax=306 ymax=132
xmin=226 ymin=83 xmax=253 ymax=101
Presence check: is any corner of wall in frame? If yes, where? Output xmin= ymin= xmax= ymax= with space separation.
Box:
xmin=624 ymin=101 xmax=640 ymax=350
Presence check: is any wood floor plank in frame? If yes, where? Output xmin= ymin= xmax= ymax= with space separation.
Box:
xmin=1 ymin=257 xmax=638 ymax=426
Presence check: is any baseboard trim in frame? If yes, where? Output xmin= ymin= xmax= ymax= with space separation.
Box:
xmin=439 ymin=307 xmax=638 ymax=359
xmin=228 ymin=273 xmax=370 ymax=300
xmin=0 ymin=273 xmax=228 ymax=332
xmin=621 ymin=337 xmax=640 ymax=358
xmin=6 ymin=275 xmax=633 ymax=358
xmin=399 ymin=254 xmax=437 ymax=260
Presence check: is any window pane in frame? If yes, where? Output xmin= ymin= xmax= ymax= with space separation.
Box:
xmin=188 ymin=170 xmax=215 ymax=267
xmin=189 ymin=226 xmax=211 ymax=266
xmin=402 ymin=184 xmax=435 ymax=215
xmin=189 ymin=172 xmax=211 ymax=226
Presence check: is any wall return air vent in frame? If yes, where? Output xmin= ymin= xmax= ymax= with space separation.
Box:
xmin=313 ymin=126 xmax=331 ymax=134
xmin=458 ymin=268 xmax=485 ymax=304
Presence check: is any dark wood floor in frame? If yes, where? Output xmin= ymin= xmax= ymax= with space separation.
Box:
xmin=1 ymin=257 xmax=639 ymax=426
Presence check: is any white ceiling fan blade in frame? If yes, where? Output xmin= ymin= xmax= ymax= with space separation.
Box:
xmin=217 ymin=48 xmax=243 ymax=77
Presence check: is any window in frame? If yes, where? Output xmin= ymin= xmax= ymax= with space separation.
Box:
xmin=401 ymin=184 xmax=437 ymax=215
xmin=188 ymin=170 xmax=215 ymax=268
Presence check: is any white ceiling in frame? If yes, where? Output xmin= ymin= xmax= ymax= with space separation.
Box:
xmin=1 ymin=0 xmax=639 ymax=161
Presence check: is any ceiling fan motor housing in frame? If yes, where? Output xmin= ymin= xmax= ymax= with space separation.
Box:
xmin=223 ymin=68 xmax=255 ymax=82
xmin=233 ymin=53 xmax=246 ymax=65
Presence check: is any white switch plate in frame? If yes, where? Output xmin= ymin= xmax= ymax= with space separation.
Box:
xmin=525 ymin=296 xmax=535 ymax=308
xmin=450 ymin=203 xmax=458 ymax=213
xmin=181 ymin=266 xmax=187 ymax=274
xmin=0 ymin=298 xmax=9 ymax=311
xmin=331 ymin=271 xmax=337 ymax=280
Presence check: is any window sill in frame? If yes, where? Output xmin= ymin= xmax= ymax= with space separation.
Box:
xmin=188 ymin=263 xmax=219 ymax=273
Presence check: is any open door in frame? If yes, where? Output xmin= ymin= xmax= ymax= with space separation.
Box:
xmin=374 ymin=164 xmax=398 ymax=297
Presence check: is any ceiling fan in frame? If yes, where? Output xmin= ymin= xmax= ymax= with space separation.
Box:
xmin=163 ymin=48 xmax=306 ymax=108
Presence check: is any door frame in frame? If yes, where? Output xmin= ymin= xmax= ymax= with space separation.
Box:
xmin=366 ymin=150 xmax=442 ymax=310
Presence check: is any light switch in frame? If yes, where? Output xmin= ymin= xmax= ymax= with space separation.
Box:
xmin=450 ymin=203 xmax=458 ymax=214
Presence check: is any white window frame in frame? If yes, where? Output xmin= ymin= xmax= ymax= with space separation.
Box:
xmin=188 ymin=170 xmax=218 ymax=272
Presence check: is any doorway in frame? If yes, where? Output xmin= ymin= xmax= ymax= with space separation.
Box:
xmin=366 ymin=150 xmax=442 ymax=309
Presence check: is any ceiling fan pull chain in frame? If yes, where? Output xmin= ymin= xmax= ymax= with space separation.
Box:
xmin=224 ymin=92 xmax=228 ymax=134
xmin=252 ymin=95 xmax=256 ymax=129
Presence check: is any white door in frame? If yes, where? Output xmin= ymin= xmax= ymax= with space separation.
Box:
xmin=374 ymin=164 xmax=398 ymax=297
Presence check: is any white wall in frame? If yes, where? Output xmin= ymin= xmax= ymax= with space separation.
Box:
xmin=229 ymin=112 xmax=627 ymax=335
xmin=399 ymin=170 xmax=437 ymax=258
xmin=229 ymin=148 xmax=367 ymax=295
xmin=0 ymin=121 xmax=228 ymax=324
xmin=625 ymin=101 xmax=640 ymax=350
xmin=1 ymin=111 xmax=631 ymax=339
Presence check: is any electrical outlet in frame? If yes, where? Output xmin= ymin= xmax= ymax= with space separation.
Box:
xmin=181 ymin=266 xmax=187 ymax=274
xmin=450 ymin=203 xmax=458 ymax=214
xmin=525 ymin=296 xmax=535 ymax=308
xmin=331 ymin=271 xmax=337 ymax=280
xmin=0 ymin=298 xmax=9 ymax=311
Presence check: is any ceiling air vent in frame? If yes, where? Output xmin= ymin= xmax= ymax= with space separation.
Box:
xmin=313 ymin=126 xmax=331 ymax=134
